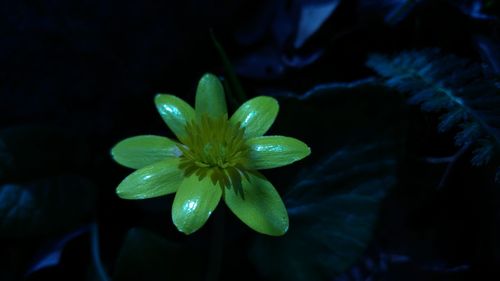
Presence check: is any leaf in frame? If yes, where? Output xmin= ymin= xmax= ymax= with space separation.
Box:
xmin=248 ymin=76 xmax=405 ymax=280
xmin=454 ymin=0 xmax=497 ymax=20
xmin=113 ymin=228 xmax=205 ymax=281
xmin=474 ymin=35 xmax=500 ymax=75
xmin=231 ymin=0 xmax=331 ymax=79
xmin=294 ymin=0 xmax=341 ymax=48
xmin=358 ymin=0 xmax=420 ymax=25
xmin=367 ymin=49 xmax=500 ymax=170
xmin=250 ymin=143 xmax=398 ymax=280
xmin=25 ymin=225 xmax=91 ymax=275
xmin=0 ymin=125 xmax=95 ymax=237
xmin=266 ymin=77 xmax=405 ymax=153
xmin=471 ymin=140 xmax=494 ymax=166
xmin=0 ymin=176 xmax=96 ymax=238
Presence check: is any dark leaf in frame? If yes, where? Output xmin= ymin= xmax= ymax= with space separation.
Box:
xmin=294 ymin=0 xmax=341 ymax=48
xmin=452 ymin=0 xmax=498 ymax=20
xmin=0 ymin=176 xmax=96 ymax=238
xmin=251 ymin=143 xmax=398 ymax=280
xmin=367 ymin=49 xmax=500 ymax=174
xmin=233 ymin=0 xmax=338 ymax=79
xmin=438 ymin=108 xmax=466 ymax=133
xmin=471 ymin=140 xmax=495 ymax=166
xmin=0 ymin=125 xmax=95 ymax=237
xmin=474 ymin=36 xmax=500 ymax=76
xmin=357 ymin=0 xmax=420 ymax=25
xmin=113 ymin=228 xmax=205 ymax=281
xmin=25 ymin=225 xmax=91 ymax=276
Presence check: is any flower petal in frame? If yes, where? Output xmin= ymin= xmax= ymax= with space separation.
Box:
xmin=116 ymin=158 xmax=183 ymax=199
xmin=172 ymin=173 xmax=222 ymax=234
xmin=230 ymin=96 xmax=279 ymax=138
xmin=111 ymin=135 xmax=182 ymax=169
xmin=224 ymin=172 xmax=288 ymax=236
xmin=155 ymin=94 xmax=195 ymax=140
xmin=195 ymin=73 xmax=227 ymax=118
xmin=247 ymin=136 xmax=311 ymax=169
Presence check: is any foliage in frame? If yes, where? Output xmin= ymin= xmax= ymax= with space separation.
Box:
xmin=251 ymin=143 xmax=398 ymax=280
xmin=0 ymin=125 xmax=96 ymax=238
xmin=367 ymin=49 xmax=500 ymax=179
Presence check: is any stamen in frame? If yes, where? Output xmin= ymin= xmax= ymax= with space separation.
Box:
xmin=178 ymin=114 xmax=249 ymax=187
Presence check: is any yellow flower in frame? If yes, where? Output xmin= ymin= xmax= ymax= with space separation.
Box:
xmin=111 ymin=73 xmax=310 ymax=236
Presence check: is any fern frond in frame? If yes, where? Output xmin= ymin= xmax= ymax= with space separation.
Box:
xmin=367 ymin=49 xmax=500 ymax=178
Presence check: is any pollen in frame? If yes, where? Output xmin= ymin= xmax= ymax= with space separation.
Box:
xmin=177 ymin=114 xmax=250 ymax=187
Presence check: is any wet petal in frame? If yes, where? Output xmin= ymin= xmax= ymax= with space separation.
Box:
xmin=111 ymin=135 xmax=182 ymax=169
xmin=195 ymin=73 xmax=227 ymax=118
xmin=230 ymin=96 xmax=279 ymax=138
xmin=224 ymin=172 xmax=288 ymax=236
xmin=155 ymin=94 xmax=195 ymax=140
xmin=116 ymin=158 xmax=183 ymax=199
xmin=248 ymin=136 xmax=311 ymax=169
xmin=172 ymin=173 xmax=222 ymax=234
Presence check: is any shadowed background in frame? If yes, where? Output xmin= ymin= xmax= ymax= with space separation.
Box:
xmin=1 ymin=1 xmax=500 ymax=280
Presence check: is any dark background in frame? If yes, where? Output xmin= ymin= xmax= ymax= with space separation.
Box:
xmin=1 ymin=0 xmax=500 ymax=280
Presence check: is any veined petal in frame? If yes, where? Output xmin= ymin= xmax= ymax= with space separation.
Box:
xmin=230 ymin=96 xmax=279 ymax=138
xmin=248 ymin=136 xmax=311 ymax=169
xmin=195 ymin=73 xmax=227 ymax=118
xmin=172 ymin=173 xmax=222 ymax=234
xmin=116 ymin=158 xmax=183 ymax=199
xmin=111 ymin=135 xmax=182 ymax=169
xmin=224 ymin=172 xmax=288 ymax=236
xmin=155 ymin=94 xmax=195 ymax=140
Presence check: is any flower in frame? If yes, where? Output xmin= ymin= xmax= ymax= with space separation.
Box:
xmin=111 ymin=73 xmax=310 ymax=236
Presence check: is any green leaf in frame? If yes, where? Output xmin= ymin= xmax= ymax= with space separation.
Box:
xmin=250 ymin=143 xmax=397 ymax=280
xmin=113 ymin=228 xmax=204 ymax=281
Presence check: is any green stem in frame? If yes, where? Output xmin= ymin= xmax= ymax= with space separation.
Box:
xmin=210 ymin=30 xmax=247 ymax=105
xmin=205 ymin=208 xmax=225 ymax=281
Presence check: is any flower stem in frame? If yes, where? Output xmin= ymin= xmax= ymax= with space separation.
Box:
xmin=210 ymin=29 xmax=247 ymax=105
xmin=205 ymin=208 xmax=225 ymax=281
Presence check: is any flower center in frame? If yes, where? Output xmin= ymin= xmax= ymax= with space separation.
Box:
xmin=177 ymin=114 xmax=250 ymax=187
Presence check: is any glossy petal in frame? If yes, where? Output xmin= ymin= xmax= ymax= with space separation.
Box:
xmin=224 ymin=172 xmax=288 ymax=236
xmin=195 ymin=73 xmax=227 ymax=118
xmin=172 ymin=174 xmax=222 ymax=234
xmin=155 ymin=94 xmax=195 ymax=140
xmin=230 ymin=96 xmax=279 ymax=138
xmin=116 ymin=158 xmax=183 ymax=199
xmin=248 ymin=136 xmax=311 ymax=169
xmin=111 ymin=135 xmax=182 ymax=169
